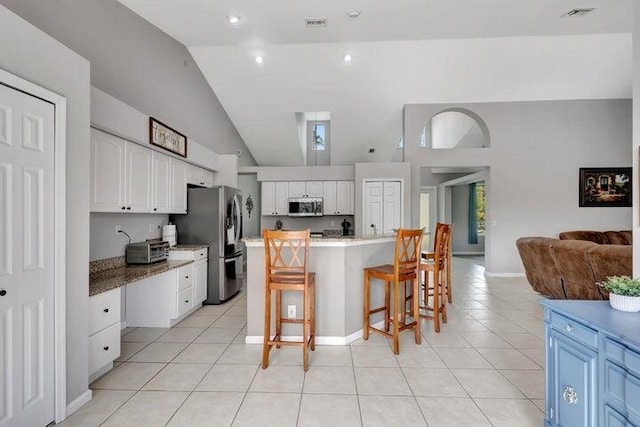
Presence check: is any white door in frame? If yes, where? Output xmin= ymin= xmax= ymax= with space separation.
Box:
xmin=382 ymin=181 xmax=401 ymax=234
xmin=124 ymin=142 xmax=151 ymax=213
xmin=90 ymin=129 xmax=125 ymax=212
xmin=322 ymin=181 xmax=337 ymax=215
xmin=0 ymin=83 xmax=55 ymax=426
xmin=151 ymin=151 xmax=170 ymax=213
xmin=364 ymin=181 xmax=383 ymax=236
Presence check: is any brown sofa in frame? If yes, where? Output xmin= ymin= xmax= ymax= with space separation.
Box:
xmin=516 ymin=230 xmax=632 ymax=300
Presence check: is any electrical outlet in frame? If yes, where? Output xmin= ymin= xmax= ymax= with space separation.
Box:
xmin=115 ymin=225 xmax=122 ymax=234
xmin=287 ymin=304 xmax=296 ymax=319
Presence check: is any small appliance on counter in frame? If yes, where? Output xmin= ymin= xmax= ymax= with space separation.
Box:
xmin=162 ymin=223 xmax=177 ymax=247
xmin=341 ymin=219 xmax=351 ymax=236
xmin=126 ymin=240 xmax=170 ymax=264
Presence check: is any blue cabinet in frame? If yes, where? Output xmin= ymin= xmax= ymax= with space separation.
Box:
xmin=542 ymin=300 xmax=640 ymax=427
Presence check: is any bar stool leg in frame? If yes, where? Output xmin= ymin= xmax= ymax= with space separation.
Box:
xmin=446 ymin=258 xmax=453 ymax=303
xmin=363 ymin=271 xmax=370 ymax=340
xmin=412 ymin=277 xmax=421 ymax=345
xmin=303 ymin=290 xmax=308 ymax=372
xmin=275 ymin=289 xmax=282 ymax=348
xmin=392 ymin=281 xmax=400 ymax=355
xmin=262 ymin=288 xmax=271 ymax=369
xmin=433 ymin=271 xmax=441 ymax=333
xmin=384 ymin=281 xmax=390 ymax=332
xmin=310 ymin=282 xmax=316 ymax=350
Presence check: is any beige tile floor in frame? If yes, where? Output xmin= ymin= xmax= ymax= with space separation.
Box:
xmin=61 ymin=256 xmax=546 ymax=426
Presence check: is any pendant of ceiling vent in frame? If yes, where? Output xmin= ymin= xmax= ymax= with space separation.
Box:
xmin=561 ymin=8 xmax=596 ymax=18
xmin=305 ymin=17 xmax=327 ymax=27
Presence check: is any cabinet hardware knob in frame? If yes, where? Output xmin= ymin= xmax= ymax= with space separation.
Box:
xmin=565 ymin=324 xmax=573 ymax=332
xmin=153 ymin=208 xmax=157 ymax=211
xmin=0 ymin=289 xmax=6 ymax=296
xmin=185 ymin=300 xmax=189 ymax=303
xmin=185 ymin=276 xmax=189 ymax=279
xmin=103 ymin=346 xmax=109 ymax=351
xmin=126 ymin=207 xmax=131 ymax=210
xmin=121 ymin=206 xmax=126 ymax=210
xmin=103 ymin=308 xmax=109 ymax=313
xmin=563 ymin=386 xmax=578 ymax=405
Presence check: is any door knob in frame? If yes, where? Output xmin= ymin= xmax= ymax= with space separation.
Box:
xmin=103 ymin=308 xmax=109 ymax=313
xmin=0 ymin=289 xmax=6 ymax=296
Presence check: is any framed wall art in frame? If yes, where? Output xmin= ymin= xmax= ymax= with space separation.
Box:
xmin=579 ymin=167 xmax=631 ymax=207
xmin=149 ymin=117 xmax=187 ymax=157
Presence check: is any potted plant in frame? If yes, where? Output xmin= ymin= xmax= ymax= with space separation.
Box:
xmin=600 ymin=276 xmax=640 ymax=312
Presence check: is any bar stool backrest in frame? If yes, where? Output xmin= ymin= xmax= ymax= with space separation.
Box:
xmin=263 ymin=229 xmax=311 ymax=285
xmin=394 ymin=228 xmax=425 ymax=280
xmin=433 ymin=224 xmax=452 ymax=269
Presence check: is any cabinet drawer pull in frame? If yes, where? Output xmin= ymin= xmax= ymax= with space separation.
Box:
xmin=0 ymin=289 xmax=6 ymax=296
xmin=103 ymin=308 xmax=109 ymax=313
xmin=185 ymin=300 xmax=189 ymax=303
xmin=126 ymin=207 xmax=131 ymax=210
xmin=103 ymin=346 xmax=109 ymax=351
xmin=565 ymin=324 xmax=573 ymax=332
xmin=185 ymin=276 xmax=189 ymax=279
xmin=121 ymin=206 xmax=126 ymax=210
xmin=563 ymin=386 xmax=578 ymax=404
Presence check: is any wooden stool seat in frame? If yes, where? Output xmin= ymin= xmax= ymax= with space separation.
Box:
xmin=262 ymin=229 xmax=315 ymax=371
xmin=363 ymin=228 xmax=424 ymax=355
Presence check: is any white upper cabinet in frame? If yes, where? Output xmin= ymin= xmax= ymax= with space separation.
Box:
xmin=289 ymin=181 xmax=323 ymax=198
xmin=90 ymin=129 xmax=125 ymax=212
xmin=323 ymin=181 xmax=354 ymax=215
xmin=262 ymin=181 xmax=289 ymax=216
xmin=91 ymin=127 xmax=194 ymax=214
xmin=90 ymin=128 xmax=152 ymax=213
xmin=188 ymin=164 xmax=214 ymax=187
xmin=170 ymin=158 xmax=188 ymax=214
xmin=151 ymin=151 xmax=171 ymax=213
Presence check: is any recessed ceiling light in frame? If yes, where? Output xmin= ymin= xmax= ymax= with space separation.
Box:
xmin=343 ymin=54 xmax=352 ymax=62
xmin=347 ymin=10 xmax=361 ymax=19
xmin=255 ymin=56 xmax=264 ymax=64
xmin=228 ymin=15 xmax=241 ymax=24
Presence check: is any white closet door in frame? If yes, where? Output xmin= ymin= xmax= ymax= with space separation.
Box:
xmin=382 ymin=181 xmax=401 ymax=234
xmin=0 ymin=83 xmax=55 ymax=427
xmin=364 ymin=181 xmax=382 ymax=236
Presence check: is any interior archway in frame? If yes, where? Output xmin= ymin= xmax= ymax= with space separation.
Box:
xmin=421 ymin=108 xmax=491 ymax=149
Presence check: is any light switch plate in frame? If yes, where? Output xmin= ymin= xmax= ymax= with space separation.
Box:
xmin=287 ymin=304 xmax=296 ymax=319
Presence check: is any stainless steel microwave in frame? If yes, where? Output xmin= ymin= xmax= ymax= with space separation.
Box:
xmin=288 ymin=197 xmax=323 ymax=217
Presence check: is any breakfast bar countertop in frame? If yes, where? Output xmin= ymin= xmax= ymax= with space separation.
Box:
xmin=169 ymin=244 xmax=209 ymax=251
xmin=89 ymin=256 xmax=193 ymax=296
xmin=243 ymin=233 xmax=395 ymax=247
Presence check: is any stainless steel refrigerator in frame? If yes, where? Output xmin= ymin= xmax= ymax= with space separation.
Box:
xmin=170 ymin=186 xmax=244 ymax=304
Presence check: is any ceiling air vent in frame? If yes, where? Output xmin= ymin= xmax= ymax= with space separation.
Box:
xmin=561 ymin=8 xmax=596 ymax=18
xmin=305 ymin=17 xmax=327 ymax=27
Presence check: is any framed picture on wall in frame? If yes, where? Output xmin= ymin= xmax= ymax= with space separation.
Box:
xmin=579 ymin=167 xmax=631 ymax=207
xmin=149 ymin=117 xmax=187 ymax=157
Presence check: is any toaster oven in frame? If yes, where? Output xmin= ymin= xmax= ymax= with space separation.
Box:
xmin=126 ymin=241 xmax=170 ymax=264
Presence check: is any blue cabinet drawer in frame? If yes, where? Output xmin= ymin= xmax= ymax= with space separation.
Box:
xmin=626 ymin=372 xmax=640 ymax=426
xmin=626 ymin=347 xmax=640 ymax=378
xmin=604 ymin=361 xmax=627 ymax=413
xmin=549 ymin=311 xmax=597 ymax=349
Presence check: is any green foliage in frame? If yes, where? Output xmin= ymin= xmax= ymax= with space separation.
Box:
xmin=600 ymin=276 xmax=640 ymax=297
xmin=476 ymin=183 xmax=486 ymax=234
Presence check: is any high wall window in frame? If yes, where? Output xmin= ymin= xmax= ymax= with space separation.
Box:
xmin=306 ymin=120 xmax=330 ymax=165
xmin=312 ymin=123 xmax=326 ymax=150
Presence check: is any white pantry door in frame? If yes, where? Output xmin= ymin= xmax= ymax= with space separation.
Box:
xmin=0 ymin=83 xmax=55 ymax=427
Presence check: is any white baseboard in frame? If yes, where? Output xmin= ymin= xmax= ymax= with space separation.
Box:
xmin=120 ymin=320 xmax=127 ymax=330
xmin=484 ymin=271 xmax=526 ymax=278
xmin=66 ymin=389 xmax=92 ymax=417
xmin=245 ymin=321 xmax=384 ymax=345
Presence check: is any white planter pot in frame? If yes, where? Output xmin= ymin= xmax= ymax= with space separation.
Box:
xmin=609 ymin=293 xmax=640 ymax=312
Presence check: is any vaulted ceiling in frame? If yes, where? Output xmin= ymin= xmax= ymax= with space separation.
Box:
xmin=119 ymin=0 xmax=633 ymax=166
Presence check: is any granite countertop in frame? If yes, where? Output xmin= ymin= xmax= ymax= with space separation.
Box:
xmin=89 ymin=256 xmax=193 ymax=296
xmin=170 ymin=244 xmax=209 ymax=251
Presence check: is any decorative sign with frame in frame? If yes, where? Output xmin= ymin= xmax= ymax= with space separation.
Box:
xmin=579 ymin=167 xmax=632 ymax=207
xmin=149 ymin=117 xmax=187 ymax=157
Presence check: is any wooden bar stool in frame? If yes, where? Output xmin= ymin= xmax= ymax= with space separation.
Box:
xmin=363 ymin=228 xmax=424 ymax=354
xmin=421 ymin=223 xmax=454 ymax=303
xmin=262 ymin=229 xmax=315 ymax=371
xmin=418 ymin=223 xmax=451 ymax=332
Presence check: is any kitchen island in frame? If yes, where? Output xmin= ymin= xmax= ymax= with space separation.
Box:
xmin=243 ymin=234 xmax=396 ymax=344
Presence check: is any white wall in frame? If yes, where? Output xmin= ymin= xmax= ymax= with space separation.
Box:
xmin=0 ymin=5 xmax=90 ymax=405
xmin=237 ymin=174 xmax=261 ymax=238
xmin=90 ymin=214 xmax=169 ymax=261
xmin=633 ymin=2 xmax=640 ymax=276
xmin=0 ymin=0 xmax=256 ymax=166
xmin=405 ymin=99 xmax=632 ymax=275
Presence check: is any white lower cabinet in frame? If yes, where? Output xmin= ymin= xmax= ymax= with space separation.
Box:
xmin=170 ymin=247 xmax=208 ymax=304
xmin=89 ymin=287 xmax=121 ymax=382
xmin=126 ymin=263 xmax=199 ymax=328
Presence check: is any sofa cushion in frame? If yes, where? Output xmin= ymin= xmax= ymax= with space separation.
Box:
xmin=603 ymin=230 xmax=632 ymax=245
xmin=551 ymin=240 xmax=603 ymax=300
xmin=516 ymin=237 xmax=565 ymax=299
xmin=558 ymin=230 xmax=608 ymax=244
xmin=586 ymin=244 xmax=633 ymax=299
